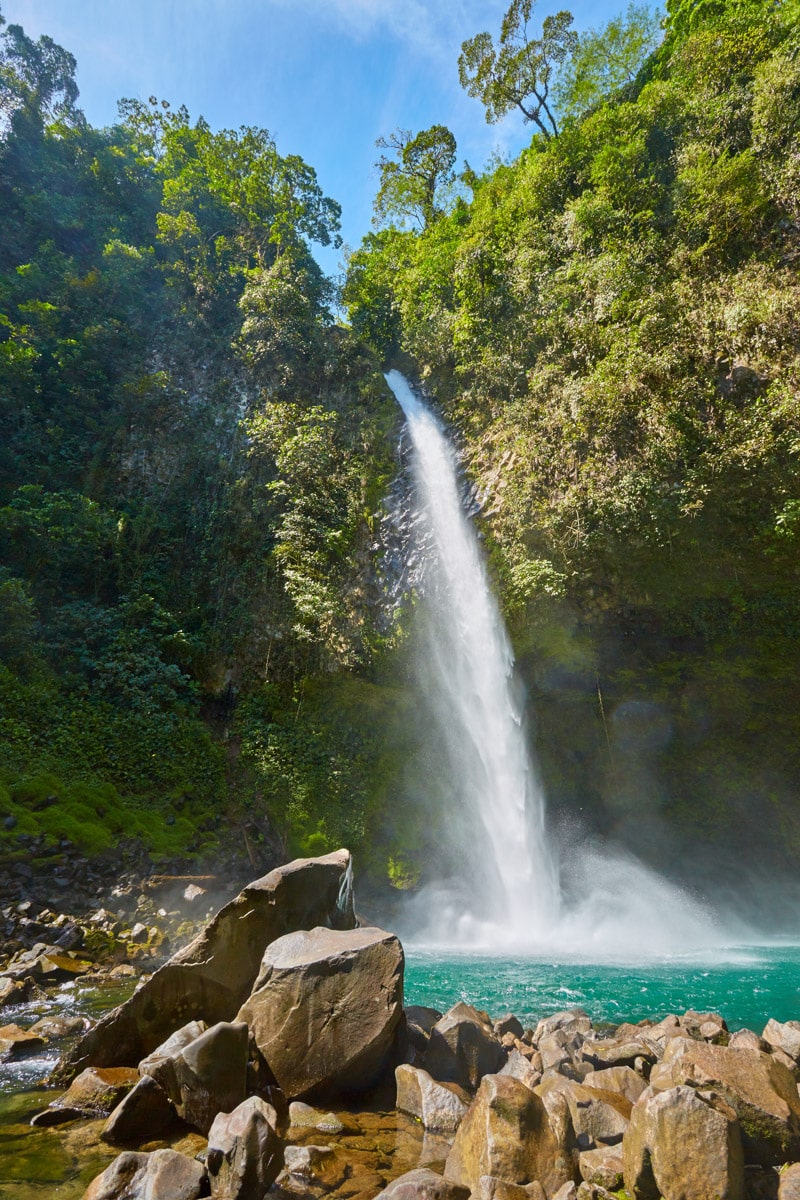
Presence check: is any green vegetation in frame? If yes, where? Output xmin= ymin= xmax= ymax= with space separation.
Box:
xmin=0 ymin=6 xmax=397 ymax=871
xmin=346 ymin=0 xmax=800 ymax=873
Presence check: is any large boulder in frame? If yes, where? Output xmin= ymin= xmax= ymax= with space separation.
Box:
xmin=101 ymin=1075 xmax=177 ymax=1145
xmin=537 ymin=1076 xmax=631 ymax=1149
xmin=623 ymin=1085 xmax=744 ymax=1200
xmin=58 ymin=850 xmax=354 ymax=1083
xmin=144 ymin=1020 xmax=249 ymax=1135
xmin=444 ymin=1073 xmax=577 ymax=1199
xmin=31 ymin=1066 xmax=139 ymax=1127
xmin=206 ymin=1096 xmax=283 ymax=1200
xmin=396 ymin=1064 xmax=471 ymax=1132
xmin=763 ymin=1020 xmax=800 ymax=1063
xmin=373 ymin=1167 xmax=469 ymax=1200
xmin=238 ymin=924 xmax=403 ymax=1100
xmin=649 ymin=1037 xmax=800 ymax=1166
xmin=82 ymin=1149 xmax=206 ymax=1200
xmin=426 ymin=1003 xmax=505 ymax=1091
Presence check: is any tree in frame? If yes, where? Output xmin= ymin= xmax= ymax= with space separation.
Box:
xmin=553 ymin=4 xmax=662 ymax=120
xmin=0 ymin=8 xmax=80 ymax=129
xmin=458 ymin=0 xmax=578 ymax=139
xmin=373 ymin=125 xmax=457 ymax=229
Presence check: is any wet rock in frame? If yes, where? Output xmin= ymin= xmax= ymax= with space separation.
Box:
xmin=288 ymin=1101 xmax=345 ymax=1133
xmin=102 ymin=1074 xmax=177 ymax=1144
xmin=206 ymin=1095 xmax=283 ymax=1199
xmin=0 ymin=975 xmax=44 ymax=1010
xmin=239 ymin=925 xmax=403 ymax=1100
xmin=281 ymin=1143 xmax=348 ymax=1188
xmin=58 ymin=849 xmax=354 ymax=1083
xmin=0 ymin=1022 xmax=47 ymax=1060
xmin=396 ymin=1063 xmax=471 ymax=1132
xmin=29 ymin=1014 xmax=92 ymax=1039
xmin=82 ymin=1148 xmax=206 ymax=1200
xmin=623 ymin=1084 xmax=744 ymax=1200
xmin=648 ymin=1037 xmax=800 ymax=1166
xmin=374 ymin=1168 xmax=469 ymax=1200
xmin=578 ymin=1146 xmax=623 ymax=1190
xmin=426 ymin=1003 xmax=505 ymax=1091
xmin=444 ymin=1073 xmax=576 ymax=1198
xmin=32 ymin=1066 xmax=140 ymax=1126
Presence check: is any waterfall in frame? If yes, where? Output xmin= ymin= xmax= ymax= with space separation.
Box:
xmin=386 ymin=370 xmax=560 ymax=942
xmin=387 ymin=369 xmax=724 ymax=958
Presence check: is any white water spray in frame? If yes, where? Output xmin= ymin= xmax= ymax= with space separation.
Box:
xmin=387 ymin=370 xmax=722 ymax=958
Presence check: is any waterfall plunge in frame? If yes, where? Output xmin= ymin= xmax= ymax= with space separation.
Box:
xmin=387 ymin=370 xmax=724 ymax=958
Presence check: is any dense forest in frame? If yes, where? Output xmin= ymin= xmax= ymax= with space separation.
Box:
xmin=1 ymin=0 xmax=799 ymax=900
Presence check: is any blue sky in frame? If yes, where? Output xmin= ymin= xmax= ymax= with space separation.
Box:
xmin=4 ymin=0 xmax=645 ymax=276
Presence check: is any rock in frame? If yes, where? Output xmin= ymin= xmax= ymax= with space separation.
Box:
xmin=426 ymin=1003 xmax=505 ymax=1091
xmin=206 ymin=1095 xmax=283 ymax=1199
xmin=533 ymin=1011 xmax=593 ymax=1043
xmin=623 ymin=1084 xmax=744 ymax=1200
xmin=374 ymin=1167 xmax=469 ymax=1200
xmin=495 ymin=1015 xmax=525 ymax=1040
xmin=184 ymin=884 xmax=206 ymax=903
xmin=649 ymin=1037 xmax=800 ymax=1166
xmin=780 ymin=1163 xmax=800 ymax=1200
xmin=239 ymin=924 xmax=403 ymax=1100
xmin=581 ymin=1039 xmax=656 ymax=1072
xmin=406 ymin=1006 xmax=443 ymax=1056
xmin=396 ymin=1064 xmax=471 ymax=1132
xmin=444 ymin=1073 xmax=576 ymax=1198
xmin=281 ymin=1143 xmax=348 ymax=1188
xmin=138 ymin=1020 xmax=207 ymax=1075
xmin=764 ymin=1021 xmax=800 ymax=1063
xmin=551 ymin=1184 xmax=578 ymax=1200
xmin=582 ymin=1066 xmax=647 ymax=1106
xmin=538 ymin=1076 xmax=631 ymax=1149
xmin=578 ymin=1146 xmax=623 ymax=1190
xmin=32 ymin=1066 xmax=139 ymax=1126
xmin=129 ymin=923 xmax=148 ymax=944
xmin=479 ymin=1178 xmax=546 ymax=1200
xmin=728 ymin=1029 xmax=770 ymax=1052
xmin=500 ymin=1049 xmax=542 ymax=1091
xmin=82 ymin=1148 xmax=206 ymax=1200
xmin=0 ymin=1023 xmax=46 ymax=1060
xmin=146 ymin=1020 xmax=249 ymax=1135
xmin=102 ymin=1075 xmax=177 ymax=1145
xmin=288 ymin=1101 xmax=344 ymax=1133
xmin=57 ymin=850 xmax=354 ymax=1083
xmin=0 ymin=976 xmax=44 ymax=1010
xmin=28 ymin=1014 xmax=92 ymax=1039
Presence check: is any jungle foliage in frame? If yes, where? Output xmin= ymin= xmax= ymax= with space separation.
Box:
xmin=0 ymin=7 xmax=398 ymax=867
xmin=346 ymin=0 xmax=800 ymax=872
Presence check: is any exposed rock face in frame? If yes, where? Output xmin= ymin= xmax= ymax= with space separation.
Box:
xmin=426 ymin=1004 xmax=506 ymax=1091
xmin=101 ymin=1075 xmax=177 ymax=1145
xmin=649 ymin=1037 xmax=800 ymax=1165
xmin=82 ymin=1149 xmax=206 ymax=1200
xmin=239 ymin=925 xmax=403 ymax=1100
xmin=622 ymin=1085 xmax=744 ymax=1200
xmin=395 ymin=1064 xmax=471 ymax=1132
xmin=375 ymin=1168 xmax=470 ymax=1200
xmin=206 ymin=1096 xmax=283 ymax=1200
xmin=444 ymin=1073 xmax=576 ymax=1199
xmin=58 ymin=850 xmax=354 ymax=1083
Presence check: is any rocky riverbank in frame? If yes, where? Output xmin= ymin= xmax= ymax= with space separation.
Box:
xmin=3 ymin=850 xmax=800 ymax=1200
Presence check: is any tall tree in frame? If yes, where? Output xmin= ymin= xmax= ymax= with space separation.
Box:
xmin=553 ymin=3 xmax=662 ymax=119
xmin=458 ymin=0 xmax=578 ymax=139
xmin=373 ymin=125 xmax=458 ymax=229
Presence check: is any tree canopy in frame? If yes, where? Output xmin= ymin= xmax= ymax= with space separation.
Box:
xmin=373 ymin=125 xmax=459 ymax=230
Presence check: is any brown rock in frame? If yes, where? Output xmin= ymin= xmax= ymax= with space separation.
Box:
xmin=581 ymin=1039 xmax=657 ymax=1072
xmin=426 ymin=1003 xmax=505 ymax=1091
xmin=396 ymin=1064 xmax=470 ymax=1132
xmin=779 ymin=1162 xmax=800 ymax=1200
xmin=728 ymin=1029 xmax=769 ymax=1053
xmin=578 ymin=1146 xmax=623 ymax=1190
xmin=148 ymin=1020 xmax=249 ymax=1135
xmin=479 ymin=1178 xmax=546 ymax=1200
xmin=207 ymin=1096 xmax=283 ymax=1199
xmin=57 ymin=850 xmax=354 ymax=1083
xmin=537 ymin=1075 xmax=631 ymax=1149
xmin=623 ymin=1085 xmax=743 ymax=1200
xmin=374 ymin=1167 xmax=469 ymax=1200
xmin=582 ymin=1066 xmax=647 ymax=1106
xmin=102 ymin=1075 xmax=177 ymax=1145
xmin=444 ymin=1073 xmax=576 ymax=1198
xmin=239 ymin=925 xmax=403 ymax=1101
xmin=500 ymin=1049 xmax=542 ymax=1091
xmin=649 ymin=1037 xmax=800 ymax=1166
xmin=33 ymin=1066 xmax=139 ymax=1125
xmin=0 ymin=1023 xmax=46 ymax=1060
xmin=82 ymin=1148 xmax=206 ymax=1200
xmin=764 ymin=1021 xmax=800 ymax=1063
